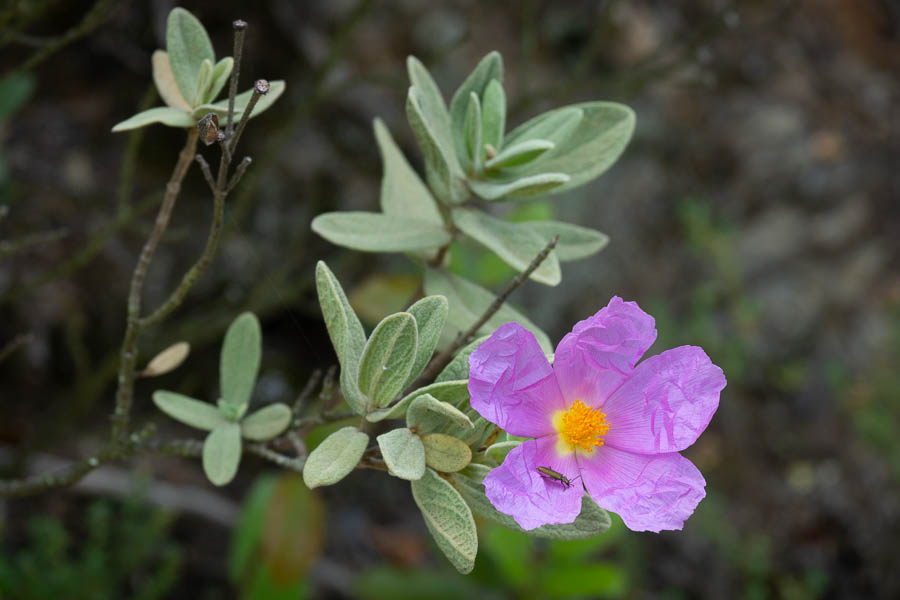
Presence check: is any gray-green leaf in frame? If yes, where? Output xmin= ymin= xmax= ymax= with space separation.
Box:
xmin=411 ymin=469 xmax=478 ymax=574
xmin=468 ymin=172 xmax=570 ymax=201
xmin=111 ymin=107 xmax=194 ymax=132
xmin=358 ymin=312 xmax=418 ymax=408
xmin=377 ymin=428 xmax=426 ymax=481
xmin=463 ymin=92 xmax=482 ymax=172
xmin=481 ymin=78 xmax=506 ymax=151
xmin=374 ymin=118 xmax=443 ymax=225
xmin=302 ymin=426 xmax=369 ymax=489
xmin=483 ymin=440 xmax=521 ymax=462
xmin=407 ymin=393 xmax=473 ymax=433
xmin=366 ymin=379 xmax=470 ymax=423
xmin=192 ymin=80 xmax=286 ymax=121
xmin=311 ymin=212 xmax=451 ymax=252
xmin=505 ymin=106 xmax=583 ymax=148
xmin=240 ymin=403 xmax=292 ymax=441
xmin=452 ymin=207 xmax=561 ymax=286
xmin=204 ymin=57 xmax=234 ymax=104
xmin=404 ymin=295 xmax=449 ymax=386
xmin=424 ymin=269 xmax=552 ymax=354
xmin=220 ymin=312 xmax=261 ymax=416
xmin=449 ymin=51 xmax=502 ymax=162
xmin=406 ymin=87 xmax=465 ymax=204
xmin=191 ymin=58 xmax=213 ymax=107
xmin=519 ymin=220 xmax=609 ymax=262
xmin=153 ymin=390 xmax=225 ymax=430
xmin=315 ymin=261 xmax=367 ymax=415
xmin=151 ymin=50 xmax=190 ymax=110
xmin=166 ymin=7 xmax=215 ymax=106
xmin=202 ymin=422 xmax=242 ymax=486
xmin=435 ymin=335 xmax=488 ymax=383
xmin=422 ymin=433 xmax=472 ymax=473
xmin=484 ymin=139 xmax=555 ymax=171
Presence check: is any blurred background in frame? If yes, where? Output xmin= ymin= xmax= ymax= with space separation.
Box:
xmin=1 ymin=0 xmax=899 ymax=598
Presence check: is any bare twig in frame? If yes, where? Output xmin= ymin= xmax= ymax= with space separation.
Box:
xmin=226 ymin=157 xmax=252 ymax=193
xmin=228 ymin=79 xmax=269 ymax=154
xmin=293 ymin=369 xmax=323 ymax=416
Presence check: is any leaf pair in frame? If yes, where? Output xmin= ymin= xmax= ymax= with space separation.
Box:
xmin=153 ymin=312 xmax=291 ymax=485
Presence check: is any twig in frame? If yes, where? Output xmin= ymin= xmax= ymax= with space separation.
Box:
xmin=0 ymin=332 xmax=33 ymax=363
xmin=225 ymin=20 xmax=247 ymax=138
xmin=195 ymin=154 xmax=216 ymax=193
xmin=226 ymin=157 xmax=252 ymax=193
xmin=411 ymin=235 xmax=559 ymax=387
xmin=293 ymin=369 xmax=323 ymax=416
xmin=228 ymin=80 xmax=269 ymax=154
xmin=0 ymin=228 xmax=67 ymax=262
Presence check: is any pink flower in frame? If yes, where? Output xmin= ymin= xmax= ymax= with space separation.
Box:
xmin=468 ymin=297 xmax=726 ymax=532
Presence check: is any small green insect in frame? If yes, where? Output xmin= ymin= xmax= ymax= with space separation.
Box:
xmin=536 ymin=466 xmax=582 ymax=489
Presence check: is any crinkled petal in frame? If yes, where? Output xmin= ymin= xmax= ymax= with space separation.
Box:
xmin=603 ymin=346 xmax=725 ymax=454
xmin=577 ymin=446 xmax=706 ymax=532
xmin=484 ymin=435 xmax=583 ymax=530
xmin=469 ymin=322 xmax=564 ymax=437
xmin=553 ymin=297 xmax=657 ymax=408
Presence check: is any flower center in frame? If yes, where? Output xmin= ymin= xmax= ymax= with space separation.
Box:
xmin=555 ymin=399 xmax=609 ymax=453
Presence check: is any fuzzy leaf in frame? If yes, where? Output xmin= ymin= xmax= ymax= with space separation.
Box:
xmin=151 ymin=50 xmax=190 ymax=110
xmin=423 ymin=269 xmax=552 ymax=354
xmin=484 ymin=139 xmax=555 ymax=171
xmin=193 ymin=80 xmax=286 ymax=121
xmin=404 ymin=295 xmax=449 ymax=386
xmin=452 ymin=207 xmax=561 ymax=286
xmin=220 ymin=312 xmax=261 ymax=417
xmin=203 ymin=422 xmax=242 ymax=486
xmin=373 ymin=118 xmax=443 ymax=225
xmin=450 ymin=473 xmax=612 ymax=539
xmin=302 ymin=426 xmax=369 ymax=488
xmin=519 ymin=220 xmax=609 ymax=262
xmin=463 ymin=92 xmax=482 ymax=172
xmin=505 ymin=106 xmax=583 ymax=148
xmin=481 ymin=79 xmax=506 ymax=151
xmin=468 ymin=172 xmax=570 ymax=201
xmin=205 ymin=57 xmax=233 ymax=104
xmin=142 ymin=341 xmax=190 ymax=377
xmin=377 ymin=428 xmax=426 ymax=481
xmin=366 ymin=379 xmax=470 ymax=423
xmin=435 ymin=335 xmax=488 ymax=383
xmin=483 ymin=440 xmax=521 ymax=462
xmin=240 ymin=403 xmax=292 ymax=441
xmin=406 ymin=87 xmax=465 ymax=204
xmin=411 ymin=469 xmax=478 ymax=574
xmin=358 ymin=312 xmax=418 ymax=408
xmin=166 ymin=7 xmax=215 ymax=105
xmin=111 ymin=107 xmax=194 ymax=132
xmin=407 ymin=57 xmax=455 ymax=160
xmin=449 ymin=51 xmax=502 ymax=162
xmin=153 ymin=390 xmax=225 ymax=430
xmin=312 ymin=211 xmax=451 ymax=252
xmin=191 ymin=58 xmax=213 ymax=107
xmin=422 ymin=434 xmax=472 ymax=473
xmin=407 ymin=393 xmax=473 ymax=433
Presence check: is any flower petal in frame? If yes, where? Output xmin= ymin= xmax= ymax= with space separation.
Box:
xmin=484 ymin=435 xmax=583 ymax=530
xmin=603 ymin=346 xmax=725 ymax=454
xmin=553 ymin=297 xmax=657 ymax=407
xmin=578 ymin=446 xmax=706 ymax=532
xmin=469 ymin=322 xmax=564 ymax=437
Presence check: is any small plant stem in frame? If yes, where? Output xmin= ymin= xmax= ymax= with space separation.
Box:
xmin=112 ymin=127 xmax=199 ymax=443
xmin=225 ymin=20 xmax=247 ymax=138
xmin=228 ymin=80 xmax=268 ymax=154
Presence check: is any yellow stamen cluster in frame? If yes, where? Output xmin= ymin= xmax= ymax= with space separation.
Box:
xmin=557 ymin=399 xmax=609 ymax=453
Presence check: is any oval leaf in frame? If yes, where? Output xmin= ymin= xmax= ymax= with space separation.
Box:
xmin=152 ymin=50 xmax=190 ymax=110
xmin=505 ymin=106 xmax=583 ymax=148
xmin=483 ymin=440 xmax=521 ymax=462
xmin=449 ymin=51 xmax=503 ymax=161
xmin=452 ymin=207 xmax=561 ymax=286
xmin=358 ymin=312 xmax=418 ymax=408
xmin=220 ymin=312 xmax=261 ymax=415
xmin=481 ymin=78 xmax=506 ymax=151
xmin=411 ymin=468 xmax=478 ymax=574
xmin=204 ymin=57 xmax=234 ymax=104
xmin=241 ymin=403 xmax=292 ymax=441
xmin=366 ymin=379 xmax=470 ymax=423
xmin=406 ymin=87 xmax=464 ymax=204
xmin=191 ymin=58 xmax=213 ymax=107
xmin=435 ymin=335 xmax=488 ymax=383
xmin=463 ymin=92 xmax=482 ymax=172
xmin=203 ymin=422 xmax=242 ymax=486
xmin=153 ymin=390 xmax=224 ymax=430
xmin=404 ymin=295 xmax=449 ymax=386
xmin=142 ymin=341 xmax=190 ymax=377
xmin=377 ymin=428 xmax=426 ymax=481
xmin=484 ymin=139 xmax=555 ymax=171
xmin=374 ymin=118 xmax=443 ymax=225
xmin=111 ymin=106 xmax=194 ymax=132
xmin=312 ymin=212 xmax=451 ymax=252
xmin=407 ymin=393 xmax=473 ymax=433
xmin=302 ymin=426 xmax=369 ymax=489
xmin=422 ymin=433 xmax=472 ymax=473
xmin=520 ymin=220 xmax=609 ymax=262
xmin=166 ymin=7 xmax=215 ymax=105
xmin=468 ymin=172 xmax=570 ymax=201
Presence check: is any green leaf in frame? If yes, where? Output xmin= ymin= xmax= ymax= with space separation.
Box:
xmin=220 ymin=312 xmax=261 ymax=417
xmin=463 ymin=92 xmax=482 ymax=172
xmin=519 ymin=220 xmax=609 ymax=262
xmin=311 ymin=212 xmax=451 ymax=252
xmin=376 ymin=428 xmax=426 ymax=481
xmin=505 ymin=106 xmax=583 ymax=148
xmin=166 ymin=7 xmax=215 ymax=105
xmin=404 ymin=295 xmax=449 ymax=386
xmin=192 ymin=80 xmax=286 ymax=121
xmin=411 ymin=469 xmax=478 ymax=574
xmin=366 ymin=379 xmax=470 ymax=423
xmin=407 ymin=57 xmax=455 ymax=159
xmin=451 ymin=473 xmax=612 ymax=539
xmin=407 ymin=393 xmax=473 ymax=433
xmin=504 ymin=102 xmax=636 ymax=194
xmin=435 ymin=335 xmax=488 ymax=383
xmin=111 ymin=107 xmax=194 ymax=132
xmin=202 ymin=422 xmax=242 ymax=486
xmin=358 ymin=313 xmax=418 ymax=408
xmin=152 ymin=390 xmax=225 ymax=430
xmin=191 ymin=58 xmax=213 ymax=106
xmin=373 ymin=118 xmax=443 ymax=225
xmin=468 ymin=172 xmax=570 ymax=201
xmin=421 ymin=433 xmax=472 ymax=473
xmin=449 ymin=51 xmax=503 ymax=162
xmin=480 ymin=78 xmax=506 ymax=152
xmin=452 ymin=207 xmax=561 ymax=286
xmin=483 ymin=440 xmax=521 ymax=462
xmin=302 ymin=426 xmax=369 ymax=488
xmin=142 ymin=341 xmax=190 ymax=377
xmin=315 ymin=261 xmax=368 ymax=415
xmin=204 ymin=57 xmax=233 ymax=104
xmin=484 ymin=139 xmax=554 ymax=171
xmin=423 ymin=269 xmax=552 ymax=354
xmin=240 ymin=403 xmax=292 ymax=441
xmin=406 ymin=87 xmax=465 ymax=205
xmin=151 ymin=51 xmax=190 ymax=110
